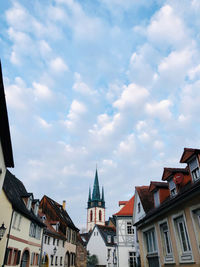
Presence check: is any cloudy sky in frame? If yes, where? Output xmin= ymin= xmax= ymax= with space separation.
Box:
xmin=1 ymin=0 xmax=200 ymax=230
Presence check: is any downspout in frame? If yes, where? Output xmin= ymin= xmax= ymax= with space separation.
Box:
xmin=39 ymin=227 xmax=45 ymax=267
xmin=2 ymin=209 xmax=14 ymax=267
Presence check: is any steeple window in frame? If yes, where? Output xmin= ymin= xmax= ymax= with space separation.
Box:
xmin=99 ymin=210 xmax=102 ymax=221
xmin=90 ymin=210 xmax=93 ymax=222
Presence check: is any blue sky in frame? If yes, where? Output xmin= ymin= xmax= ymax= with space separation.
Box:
xmin=1 ymin=0 xmax=200 ymax=230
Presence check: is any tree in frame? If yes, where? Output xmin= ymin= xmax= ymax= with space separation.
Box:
xmin=87 ymin=253 xmax=98 ymax=267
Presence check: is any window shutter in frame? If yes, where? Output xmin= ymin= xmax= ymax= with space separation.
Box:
xmin=16 ymin=251 xmax=21 ymax=265
xmin=4 ymin=248 xmax=9 ymax=264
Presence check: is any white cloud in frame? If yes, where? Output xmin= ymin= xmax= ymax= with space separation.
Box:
xmin=65 ymin=100 xmax=87 ymax=130
xmin=36 ymin=116 xmax=52 ymax=128
xmin=50 ymin=57 xmax=69 ymax=73
xmin=147 ymin=5 xmax=188 ymax=49
xmin=33 ymin=82 xmax=52 ymax=100
xmin=113 ymin=83 xmax=149 ymax=111
xmin=73 ymin=73 xmax=95 ymax=95
xmin=145 ymin=99 xmax=172 ymax=120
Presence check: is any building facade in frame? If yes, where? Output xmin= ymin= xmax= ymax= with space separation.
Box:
xmin=87 ymin=224 xmax=117 ymax=267
xmin=0 ymin=170 xmax=44 ymax=267
xmin=87 ymin=169 xmax=105 ymax=232
xmin=40 ymin=195 xmax=79 ymax=267
xmin=114 ymin=195 xmax=139 ymax=267
xmin=133 ymin=148 xmax=200 ymax=267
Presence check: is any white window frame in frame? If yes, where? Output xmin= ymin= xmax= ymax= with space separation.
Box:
xmin=154 ymin=190 xmax=160 ymax=207
xmin=188 ymin=156 xmax=200 ymax=182
xmin=27 ymin=195 xmax=33 ymax=210
xmin=168 ymin=178 xmax=176 ymax=197
xmin=190 ymin=204 xmax=200 ymax=253
xmin=158 ymin=219 xmax=174 ymax=264
xmin=127 ymin=221 xmax=134 ymax=235
xmin=143 ymin=227 xmax=157 ymax=254
xmin=128 ymin=251 xmax=136 ymax=267
xmin=172 ymin=212 xmax=193 ymax=263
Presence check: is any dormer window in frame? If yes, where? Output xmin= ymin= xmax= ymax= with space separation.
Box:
xmin=189 ymin=157 xmax=200 ymax=182
xmin=138 ymin=203 xmax=141 ymax=213
xmin=154 ymin=190 xmax=160 ymax=207
xmin=107 ymin=235 xmax=111 ymax=243
xmin=169 ymin=178 xmax=176 ymax=197
xmin=27 ymin=195 xmax=33 ymax=210
xmin=34 ymin=201 xmax=39 ymax=215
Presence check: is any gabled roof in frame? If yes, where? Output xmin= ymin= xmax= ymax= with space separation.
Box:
xmin=135 ymin=186 xmax=154 ymax=213
xmin=180 ymin=148 xmax=200 ymax=163
xmin=114 ymin=195 xmax=135 ymax=216
xmin=0 ymin=62 xmax=14 ymax=167
xmin=96 ymin=225 xmax=116 ymax=246
xmin=92 ymin=169 xmax=101 ymax=201
xmin=149 ymin=181 xmax=168 ymax=192
xmin=3 ymin=170 xmax=44 ymax=226
xmin=162 ymin=167 xmax=189 ymax=181
xmin=41 ymin=195 xmax=79 ymax=232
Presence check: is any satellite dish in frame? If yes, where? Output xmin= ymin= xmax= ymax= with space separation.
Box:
xmin=173 ymin=173 xmax=184 ymax=184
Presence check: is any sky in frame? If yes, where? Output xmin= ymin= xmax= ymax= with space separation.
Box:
xmin=1 ymin=0 xmax=200 ymax=230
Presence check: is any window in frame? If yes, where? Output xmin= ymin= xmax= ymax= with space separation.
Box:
xmin=144 ymin=228 xmax=157 ymax=254
xmin=53 ymin=238 xmax=55 ymax=245
xmin=34 ymin=202 xmax=39 ymax=215
xmin=189 ymin=157 xmax=200 ymax=182
xmin=63 ymin=240 xmax=65 ymax=247
xmin=192 ymin=208 xmax=200 ymax=249
xmin=99 ymin=210 xmax=102 ymax=221
xmin=169 ymin=178 xmax=176 ymax=197
xmin=44 ymin=235 xmax=47 ymax=244
xmin=60 ymin=257 xmax=63 ymax=266
xmin=154 ymin=191 xmax=160 ymax=207
xmin=107 ymin=249 xmax=111 ymax=260
xmin=55 ymin=256 xmax=58 ymax=266
xmin=173 ymin=215 xmax=193 ymax=262
xmin=12 ymin=212 xmax=22 ymax=231
xmin=114 ymin=236 xmax=117 ymax=243
xmin=90 ymin=210 xmax=93 ymax=222
xmin=51 ymin=255 xmax=54 ymax=265
xmin=48 ymin=236 xmax=50 ymax=245
xmin=57 ymin=239 xmax=59 ymax=246
xmin=129 ymin=252 xmax=136 ymax=267
xmin=127 ymin=222 xmax=134 ymax=235
xmin=107 ymin=235 xmax=111 ymax=243
xmin=160 ymin=222 xmax=173 ymax=262
xmin=27 ymin=195 xmax=33 ymax=210
xmin=138 ymin=203 xmax=141 ymax=213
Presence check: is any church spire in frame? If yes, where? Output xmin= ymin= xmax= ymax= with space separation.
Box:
xmin=101 ymin=187 xmax=105 ymax=202
xmin=88 ymin=187 xmax=91 ymax=202
xmin=92 ymin=168 xmax=101 ymax=201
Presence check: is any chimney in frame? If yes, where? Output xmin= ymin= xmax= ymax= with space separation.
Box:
xmin=63 ymin=200 xmax=66 ymax=210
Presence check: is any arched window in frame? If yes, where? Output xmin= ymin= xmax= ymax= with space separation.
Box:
xmin=99 ymin=210 xmax=102 ymax=221
xmin=90 ymin=210 xmax=93 ymax=222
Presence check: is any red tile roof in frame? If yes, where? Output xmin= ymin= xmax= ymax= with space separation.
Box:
xmin=149 ymin=181 xmax=168 ymax=192
xmin=136 ymin=186 xmax=154 ymax=213
xmin=119 ymin=201 xmax=128 ymax=206
xmin=114 ymin=195 xmax=134 ymax=216
xmin=162 ymin=167 xmax=189 ymax=181
xmin=180 ymin=148 xmax=200 ymax=163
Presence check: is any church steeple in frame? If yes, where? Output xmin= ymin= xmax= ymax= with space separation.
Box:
xmin=92 ymin=169 xmax=101 ymax=201
xmin=101 ymin=186 xmax=105 ymax=207
xmin=88 ymin=187 xmax=91 ymax=202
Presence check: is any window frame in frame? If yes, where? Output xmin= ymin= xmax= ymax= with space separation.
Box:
xmin=158 ymin=219 xmax=174 ymax=264
xmin=190 ymin=204 xmax=200 ymax=253
xmin=188 ymin=156 xmax=200 ymax=182
xmin=126 ymin=221 xmax=134 ymax=235
xmin=172 ymin=212 xmax=193 ymax=263
xmin=143 ymin=227 xmax=157 ymax=254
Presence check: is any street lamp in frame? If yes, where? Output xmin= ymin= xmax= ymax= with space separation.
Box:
xmin=0 ymin=223 xmax=6 ymax=240
xmin=53 ymin=247 xmax=57 ymax=256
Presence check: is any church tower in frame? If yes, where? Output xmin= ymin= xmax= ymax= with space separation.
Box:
xmin=87 ymin=169 xmax=105 ymax=232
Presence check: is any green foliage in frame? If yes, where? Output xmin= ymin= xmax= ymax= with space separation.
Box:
xmin=87 ymin=253 xmax=98 ymax=267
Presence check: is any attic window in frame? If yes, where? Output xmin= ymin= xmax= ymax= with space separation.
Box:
xmin=27 ymin=195 xmax=33 ymax=210
xmin=154 ymin=190 xmax=160 ymax=207
xmin=169 ymin=178 xmax=176 ymax=197
xmin=138 ymin=203 xmax=141 ymax=213
xmin=107 ymin=235 xmax=111 ymax=243
xmin=34 ymin=201 xmax=39 ymax=215
xmin=189 ymin=157 xmax=200 ymax=182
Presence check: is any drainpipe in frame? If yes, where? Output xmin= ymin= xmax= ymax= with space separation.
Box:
xmin=39 ymin=227 xmax=45 ymax=267
xmin=2 ymin=209 xmax=14 ymax=267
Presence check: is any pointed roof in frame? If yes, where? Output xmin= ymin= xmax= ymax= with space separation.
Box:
xmin=88 ymin=187 xmax=91 ymax=202
xmin=135 ymin=186 xmax=154 ymax=213
xmin=101 ymin=187 xmax=105 ymax=202
xmin=92 ymin=169 xmax=101 ymax=201
xmin=114 ymin=195 xmax=135 ymax=216
xmin=0 ymin=61 xmax=14 ymax=167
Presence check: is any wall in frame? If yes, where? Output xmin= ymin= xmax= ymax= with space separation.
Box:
xmin=87 ymin=207 xmax=105 ymax=232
